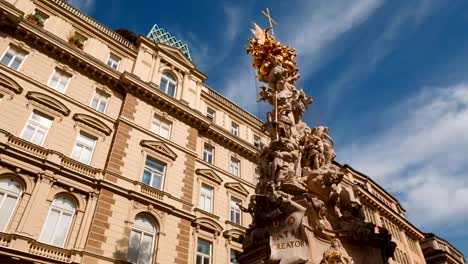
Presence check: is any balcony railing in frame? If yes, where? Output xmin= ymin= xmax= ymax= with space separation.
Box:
xmin=48 ymin=0 xmax=133 ymax=48
xmin=1 ymin=129 xmax=101 ymax=179
xmin=0 ymin=232 xmax=11 ymax=247
xmin=139 ymin=183 xmax=164 ymax=201
xmin=7 ymin=136 xmax=48 ymax=159
xmin=29 ymin=241 xmax=72 ymax=262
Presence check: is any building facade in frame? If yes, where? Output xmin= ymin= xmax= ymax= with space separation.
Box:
xmin=0 ymin=0 xmax=459 ymax=264
xmin=420 ymin=233 xmax=466 ymax=264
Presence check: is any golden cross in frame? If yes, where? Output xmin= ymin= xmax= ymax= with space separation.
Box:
xmin=262 ymin=8 xmax=277 ymax=37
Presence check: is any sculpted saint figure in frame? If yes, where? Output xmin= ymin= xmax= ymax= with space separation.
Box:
xmin=320 ymin=238 xmax=355 ymax=264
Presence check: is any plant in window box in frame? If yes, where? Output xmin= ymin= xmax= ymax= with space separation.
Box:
xmin=26 ymin=13 xmax=44 ymax=27
xmin=68 ymin=33 xmax=85 ymax=49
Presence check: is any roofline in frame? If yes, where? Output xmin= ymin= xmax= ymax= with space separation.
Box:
xmin=338 ymin=162 xmax=405 ymax=212
xmin=423 ymin=233 xmax=466 ymax=259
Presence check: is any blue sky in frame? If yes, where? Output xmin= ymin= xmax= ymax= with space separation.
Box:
xmin=70 ymin=0 xmax=468 ymax=256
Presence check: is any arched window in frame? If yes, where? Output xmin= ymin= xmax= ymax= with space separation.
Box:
xmin=128 ymin=215 xmax=157 ymax=264
xmin=159 ymin=72 xmax=176 ymax=97
xmin=40 ymin=196 xmax=75 ymax=247
xmin=0 ymin=178 xmax=22 ymax=231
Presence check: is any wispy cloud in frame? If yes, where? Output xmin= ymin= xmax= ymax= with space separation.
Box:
xmin=338 ymin=83 xmax=468 ymax=229
xmin=186 ymin=3 xmax=248 ymax=71
xmin=324 ymin=1 xmax=442 ymax=112
xmin=67 ymin=0 xmax=96 ymax=14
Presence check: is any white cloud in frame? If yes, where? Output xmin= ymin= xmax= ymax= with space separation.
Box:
xmin=337 ymin=83 xmax=468 ymax=229
xmin=67 ymin=0 xmax=96 ymax=14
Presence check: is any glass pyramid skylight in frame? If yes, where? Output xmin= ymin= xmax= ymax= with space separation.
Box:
xmin=147 ymin=24 xmax=192 ymax=61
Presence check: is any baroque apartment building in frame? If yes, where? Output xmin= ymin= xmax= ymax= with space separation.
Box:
xmin=0 ymin=1 xmax=461 ymax=264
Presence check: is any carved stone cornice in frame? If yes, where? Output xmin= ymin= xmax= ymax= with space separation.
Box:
xmin=26 ymin=91 xmax=71 ymax=116
xmin=0 ymin=72 xmax=23 ymax=96
xmin=354 ymin=185 xmax=425 ymax=240
xmin=195 ymin=169 xmax=223 ymax=185
xmin=140 ymin=140 xmax=177 ymax=161
xmin=225 ymin=182 xmax=249 ymax=198
xmin=72 ymin=113 xmax=112 ymax=136
xmin=193 ymin=217 xmax=224 ymax=237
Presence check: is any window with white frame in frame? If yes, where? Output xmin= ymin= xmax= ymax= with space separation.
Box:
xmin=107 ymin=53 xmax=121 ymax=70
xmin=142 ymin=158 xmax=166 ymax=190
xmin=196 ymin=238 xmax=212 ymax=264
xmin=199 ymin=184 xmax=213 ymax=212
xmin=230 ymin=158 xmax=240 ymax=177
xmin=20 ymin=111 xmax=53 ymax=146
xmin=253 ymin=135 xmax=261 ymax=149
xmin=231 ymin=121 xmax=239 ymax=136
xmin=151 ymin=115 xmax=171 ymax=139
xmin=203 ymin=144 xmax=214 ymax=164
xmin=128 ymin=215 xmax=157 ymax=264
xmin=230 ymin=249 xmax=240 ymax=264
xmin=0 ymin=178 xmax=22 ymax=231
xmin=40 ymin=196 xmax=75 ymax=247
xmin=90 ymin=91 xmax=110 ymax=113
xmin=230 ymin=197 xmax=241 ymax=225
xmin=0 ymin=46 xmax=27 ymax=71
xmin=206 ymin=107 xmax=215 ymax=122
xmin=71 ymin=133 xmax=97 ymax=165
xmin=159 ymin=72 xmax=176 ymax=97
xmin=48 ymin=69 xmax=71 ymax=93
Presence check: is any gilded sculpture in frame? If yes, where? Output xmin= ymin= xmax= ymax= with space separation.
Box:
xmin=239 ymin=9 xmax=396 ymax=264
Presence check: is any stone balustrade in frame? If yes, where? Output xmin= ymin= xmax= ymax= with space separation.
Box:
xmin=29 ymin=241 xmax=72 ymax=262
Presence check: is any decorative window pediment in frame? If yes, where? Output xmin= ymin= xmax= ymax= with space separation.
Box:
xmin=72 ymin=114 xmax=112 ymax=136
xmin=225 ymin=182 xmax=249 ymax=198
xmin=0 ymin=73 xmax=23 ymax=97
xmin=223 ymin=228 xmax=245 ymax=243
xmin=157 ymin=44 xmax=194 ymax=68
xmin=193 ymin=217 xmax=223 ymax=235
xmin=196 ymin=169 xmax=223 ymax=185
xmin=26 ymin=91 xmax=70 ymax=116
xmin=140 ymin=140 xmax=177 ymax=161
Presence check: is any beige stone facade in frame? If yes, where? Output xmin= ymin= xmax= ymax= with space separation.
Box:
xmin=421 ymin=233 xmax=466 ymax=264
xmin=0 ymin=1 xmax=457 ymax=264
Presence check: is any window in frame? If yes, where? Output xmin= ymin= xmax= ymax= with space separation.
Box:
xmin=196 ymin=239 xmax=212 ymax=264
xmin=230 ymin=158 xmax=240 ymax=177
xmin=27 ymin=9 xmax=48 ymax=27
xmin=231 ymin=122 xmax=239 ymax=136
xmin=21 ymin=111 xmax=53 ymax=146
xmin=203 ymin=144 xmax=214 ymax=164
xmin=71 ymin=133 xmax=97 ymax=165
xmin=128 ymin=215 xmax=157 ymax=264
xmin=142 ymin=158 xmax=166 ymax=190
xmin=254 ymin=135 xmax=261 ymax=149
xmin=0 ymin=46 xmax=27 ymax=71
xmin=230 ymin=198 xmax=241 ymax=225
xmin=40 ymin=196 xmax=75 ymax=247
xmin=159 ymin=72 xmax=176 ymax=97
xmin=68 ymin=32 xmax=87 ymax=49
xmin=48 ymin=69 xmax=71 ymax=93
xmin=107 ymin=53 xmax=121 ymax=70
xmin=206 ymin=107 xmax=215 ymax=122
xmin=90 ymin=91 xmax=110 ymax=113
xmin=230 ymin=249 xmax=239 ymax=264
xmin=151 ymin=115 xmax=171 ymax=139
xmin=199 ymin=184 xmax=213 ymax=212
xmin=0 ymin=178 xmax=22 ymax=231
